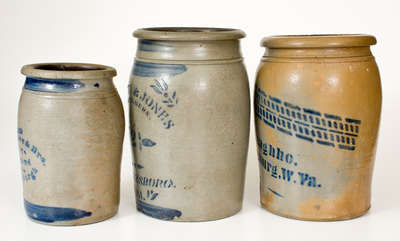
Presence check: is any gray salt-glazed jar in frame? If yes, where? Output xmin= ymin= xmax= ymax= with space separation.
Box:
xmin=129 ymin=27 xmax=250 ymax=221
xmin=18 ymin=63 xmax=125 ymax=225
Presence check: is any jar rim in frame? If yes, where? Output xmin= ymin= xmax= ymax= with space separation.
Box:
xmin=133 ymin=27 xmax=246 ymax=41
xmin=261 ymin=34 xmax=377 ymax=48
xmin=21 ymin=63 xmax=117 ymax=79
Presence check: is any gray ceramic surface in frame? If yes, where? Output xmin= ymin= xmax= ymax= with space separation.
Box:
xmin=129 ymin=28 xmax=250 ymax=221
xmin=18 ymin=63 xmax=125 ymax=225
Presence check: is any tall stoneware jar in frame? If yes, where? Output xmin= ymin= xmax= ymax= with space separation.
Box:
xmin=255 ymin=35 xmax=382 ymax=221
xmin=18 ymin=63 xmax=125 ymax=225
xmin=129 ymin=28 xmax=250 ymax=221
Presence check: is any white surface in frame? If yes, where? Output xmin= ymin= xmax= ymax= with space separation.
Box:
xmin=1 ymin=0 xmax=399 ymax=240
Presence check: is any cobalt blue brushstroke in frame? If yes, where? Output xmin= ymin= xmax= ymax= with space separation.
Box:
xmin=324 ymin=113 xmax=342 ymax=121
xmin=24 ymin=77 xmax=85 ymax=93
xmin=142 ymin=138 xmax=156 ymax=147
xmin=277 ymin=126 xmax=292 ymax=136
xmin=136 ymin=200 xmax=182 ymax=220
xmin=257 ymin=88 xmax=267 ymax=97
xmin=312 ymin=125 xmax=327 ymax=131
xmin=265 ymin=107 xmax=275 ymax=114
xmin=303 ymin=108 xmax=321 ymax=116
xmin=264 ymin=119 xmax=275 ymax=128
xmin=345 ymin=118 xmax=361 ymax=124
xmin=295 ymin=120 xmax=310 ymax=127
xmin=133 ymin=61 xmax=187 ymax=77
xmin=134 ymin=163 xmax=144 ymax=169
xmin=138 ymin=40 xmax=172 ymax=52
xmin=338 ymin=144 xmax=355 ymax=151
xmin=295 ymin=134 xmax=314 ymax=143
xmin=279 ymin=114 xmax=292 ymax=122
xmin=24 ymin=199 xmax=91 ymax=223
xmin=284 ymin=102 xmax=301 ymax=111
xmin=317 ymin=140 xmax=335 ymax=147
xmin=329 ymin=129 xmax=343 ymax=135
xmin=269 ymin=96 xmax=282 ymax=104
xmin=150 ymin=193 xmax=159 ymax=200
xmin=268 ymin=188 xmax=284 ymax=198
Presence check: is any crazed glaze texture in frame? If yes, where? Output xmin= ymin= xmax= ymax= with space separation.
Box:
xmin=18 ymin=64 xmax=125 ymax=225
xmin=129 ymin=29 xmax=250 ymax=221
xmin=255 ymin=35 xmax=382 ymax=221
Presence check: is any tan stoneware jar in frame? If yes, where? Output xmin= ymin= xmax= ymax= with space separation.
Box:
xmin=255 ymin=34 xmax=382 ymax=221
xmin=129 ymin=27 xmax=250 ymax=221
xmin=18 ymin=63 xmax=125 ymax=225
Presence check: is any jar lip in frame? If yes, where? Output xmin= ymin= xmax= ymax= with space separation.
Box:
xmin=21 ymin=63 xmax=117 ymax=79
xmin=261 ymin=34 xmax=377 ymax=48
xmin=133 ymin=27 xmax=246 ymax=41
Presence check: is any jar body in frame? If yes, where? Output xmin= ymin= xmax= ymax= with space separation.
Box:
xmin=129 ymin=38 xmax=250 ymax=221
xmin=18 ymin=75 xmax=125 ymax=225
xmin=255 ymin=48 xmax=382 ymax=220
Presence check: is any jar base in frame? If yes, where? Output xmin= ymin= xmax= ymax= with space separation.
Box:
xmin=261 ymin=203 xmax=370 ymax=221
xmin=25 ymin=208 xmax=119 ymax=226
xmin=137 ymin=206 xmax=242 ymax=222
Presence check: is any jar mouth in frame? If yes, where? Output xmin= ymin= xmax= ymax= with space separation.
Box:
xmin=262 ymin=34 xmax=377 ymax=48
xmin=133 ymin=27 xmax=246 ymax=41
xmin=34 ymin=64 xmax=104 ymax=71
xmin=21 ymin=63 xmax=117 ymax=79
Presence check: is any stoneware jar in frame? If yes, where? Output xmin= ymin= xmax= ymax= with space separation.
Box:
xmin=255 ymin=34 xmax=382 ymax=221
xmin=18 ymin=63 xmax=125 ymax=225
xmin=129 ymin=27 xmax=250 ymax=221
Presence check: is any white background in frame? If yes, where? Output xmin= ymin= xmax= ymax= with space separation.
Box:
xmin=1 ymin=0 xmax=399 ymax=240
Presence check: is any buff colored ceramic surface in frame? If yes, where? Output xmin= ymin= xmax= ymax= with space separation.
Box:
xmin=129 ymin=27 xmax=250 ymax=221
xmin=255 ymin=35 xmax=382 ymax=221
xmin=18 ymin=63 xmax=125 ymax=225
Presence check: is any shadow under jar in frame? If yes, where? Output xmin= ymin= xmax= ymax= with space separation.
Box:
xmin=129 ymin=27 xmax=250 ymax=221
xmin=18 ymin=63 xmax=125 ymax=225
xmin=255 ymin=34 xmax=382 ymax=221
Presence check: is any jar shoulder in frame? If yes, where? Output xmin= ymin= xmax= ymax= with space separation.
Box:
xmin=256 ymin=59 xmax=381 ymax=87
xmin=130 ymin=60 xmax=249 ymax=82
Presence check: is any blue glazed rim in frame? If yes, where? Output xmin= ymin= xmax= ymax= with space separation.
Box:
xmin=21 ymin=63 xmax=117 ymax=80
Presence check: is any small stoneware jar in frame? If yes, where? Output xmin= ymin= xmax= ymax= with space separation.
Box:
xmin=129 ymin=27 xmax=250 ymax=221
xmin=18 ymin=63 xmax=125 ymax=225
xmin=255 ymin=34 xmax=382 ymax=221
